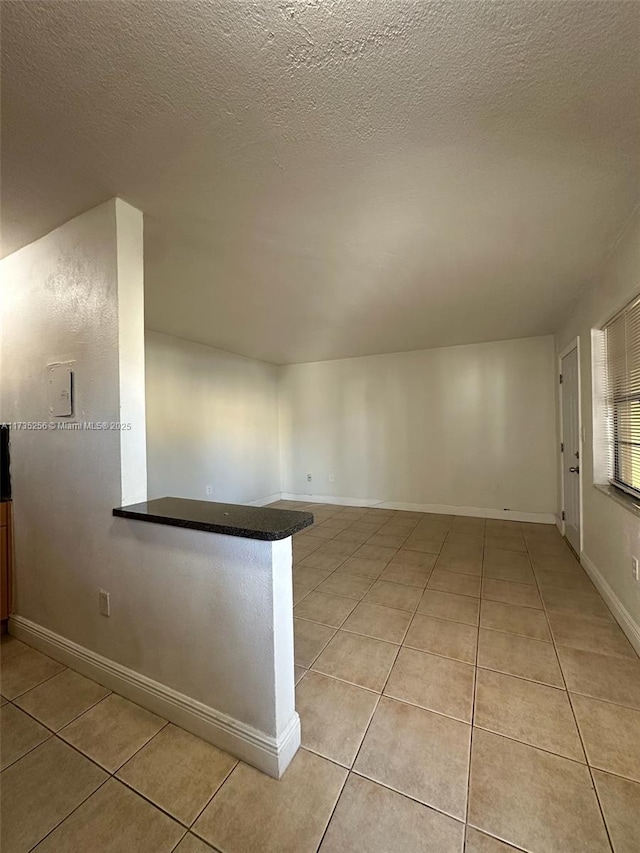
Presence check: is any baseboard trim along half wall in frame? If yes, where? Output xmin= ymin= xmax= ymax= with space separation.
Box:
xmin=281 ymin=493 xmax=555 ymax=524
xmin=580 ymin=553 xmax=640 ymax=656
xmin=8 ymin=615 xmax=301 ymax=778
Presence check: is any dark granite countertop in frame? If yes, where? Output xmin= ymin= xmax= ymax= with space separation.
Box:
xmin=113 ymin=497 xmax=313 ymax=541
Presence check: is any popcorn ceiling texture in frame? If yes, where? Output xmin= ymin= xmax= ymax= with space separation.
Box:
xmin=2 ymin=0 xmax=639 ymax=363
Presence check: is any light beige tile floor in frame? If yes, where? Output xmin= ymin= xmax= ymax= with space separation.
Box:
xmin=1 ymin=504 xmax=639 ymax=852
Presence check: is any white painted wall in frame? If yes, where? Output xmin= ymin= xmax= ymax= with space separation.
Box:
xmin=556 ymin=207 xmax=640 ymax=644
xmin=279 ymin=337 xmax=557 ymax=518
xmin=145 ymin=331 xmax=280 ymax=504
xmin=1 ymin=202 xmax=298 ymax=775
xmin=1 ymin=200 xmax=144 ymax=650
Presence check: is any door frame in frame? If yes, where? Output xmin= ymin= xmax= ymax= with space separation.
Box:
xmin=558 ymin=337 xmax=584 ymax=555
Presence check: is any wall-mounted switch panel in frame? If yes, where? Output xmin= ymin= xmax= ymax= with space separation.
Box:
xmin=47 ymin=361 xmax=74 ymax=417
xmin=99 ymin=589 xmax=110 ymax=617
xmin=632 ymin=556 xmax=639 ymax=582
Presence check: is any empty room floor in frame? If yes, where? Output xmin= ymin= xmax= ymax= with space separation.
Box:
xmin=1 ymin=506 xmax=639 ymax=852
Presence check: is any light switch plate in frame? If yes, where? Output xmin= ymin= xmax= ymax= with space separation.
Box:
xmin=98 ymin=589 xmax=110 ymax=617
xmin=47 ymin=362 xmax=74 ymax=417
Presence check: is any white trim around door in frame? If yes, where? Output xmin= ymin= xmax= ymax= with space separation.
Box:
xmin=558 ymin=338 xmax=584 ymax=555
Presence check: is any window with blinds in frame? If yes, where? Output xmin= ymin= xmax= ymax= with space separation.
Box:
xmin=604 ymin=293 xmax=640 ymax=498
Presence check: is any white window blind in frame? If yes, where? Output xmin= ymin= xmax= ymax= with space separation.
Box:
xmin=604 ymin=293 xmax=640 ymax=498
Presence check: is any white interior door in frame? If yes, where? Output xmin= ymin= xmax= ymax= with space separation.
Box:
xmin=561 ymin=347 xmax=581 ymax=554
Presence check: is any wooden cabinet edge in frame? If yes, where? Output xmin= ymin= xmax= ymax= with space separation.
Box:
xmin=1 ymin=500 xmax=12 ymax=633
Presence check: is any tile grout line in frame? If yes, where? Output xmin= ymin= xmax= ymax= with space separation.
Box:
xmin=3 ymin=649 xmax=174 ymax=840
xmin=28 ymin=712 xmax=214 ymax=850
xmin=313 ymin=591 xmax=411 ymax=851
xmin=167 ymin=829 xmax=193 ymax=853
xmin=3 ymin=663 xmax=70 ymax=703
xmin=310 ymin=759 xmax=350 ymax=852
xmin=309 ymin=511 xmax=427 ymax=852
xmin=294 ymin=515 xmax=424 ymax=663
xmin=297 ymin=591 xmax=420 ymax=621
xmin=462 ymin=518 xmax=485 ymax=848
xmin=1 ymin=687 xmax=116 ymax=773
xmin=299 ymin=520 xmax=639 ymax=763
xmin=293 ymin=516 xmax=404 ymax=605
xmin=61 ymin=715 xmax=171 ymax=777
xmin=341 ymin=518 xmax=482 ymax=838
xmin=465 ymin=520 xmax=548 ymax=851
xmin=26 ymin=775 xmax=114 ymax=853
xmin=1 ymin=703 xmax=54 ymax=773
xmin=313 ymin=518 xmax=462 ymax=846
xmin=298 ymin=516 xmax=626 ymax=848
xmin=14 ymin=668 xmax=242 ymax=849
xmin=350 ymin=765 xmax=469 ymax=828
xmin=524 ymin=530 xmax=616 ymax=853
xmin=308 ymin=508 xmax=416 ymax=852
xmin=552 ymin=680 xmax=640 ymax=713
xmin=11 ymin=705 xmax=170 ymax=780
xmin=468 ymin=721 xmax=592 ymax=767
xmin=159 ymin=754 xmax=238 ymax=836
xmin=11 ymin=687 xmax=115 ymax=739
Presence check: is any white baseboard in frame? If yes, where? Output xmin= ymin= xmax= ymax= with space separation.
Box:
xmin=373 ymin=501 xmax=555 ymax=524
xmin=244 ymin=492 xmax=283 ymax=507
xmin=9 ymin=615 xmax=300 ymax=778
xmin=580 ymin=553 xmax=640 ymax=656
xmin=282 ymin=493 xmax=554 ymax=524
xmin=281 ymin=492 xmax=378 ymax=508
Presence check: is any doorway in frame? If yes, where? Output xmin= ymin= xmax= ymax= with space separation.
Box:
xmin=559 ymin=341 xmax=582 ymax=554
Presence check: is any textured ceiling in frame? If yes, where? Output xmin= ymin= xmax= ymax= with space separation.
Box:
xmin=2 ymin=1 xmax=639 ymax=364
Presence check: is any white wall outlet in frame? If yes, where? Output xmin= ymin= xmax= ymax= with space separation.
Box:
xmin=306 ymin=473 xmax=312 ymax=482
xmin=98 ymin=589 xmax=110 ymax=617
xmin=329 ymin=473 xmax=335 ymax=482
xmin=632 ymin=556 xmax=639 ymax=582
xmin=206 ymin=485 xmax=213 ymax=496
